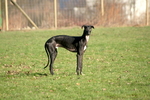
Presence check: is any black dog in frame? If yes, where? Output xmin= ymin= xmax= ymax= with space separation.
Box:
xmin=44 ymin=25 xmax=94 ymax=75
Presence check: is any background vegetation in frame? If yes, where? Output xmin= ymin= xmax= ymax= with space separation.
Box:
xmin=0 ymin=27 xmax=150 ymax=100
xmin=2 ymin=0 xmax=149 ymax=30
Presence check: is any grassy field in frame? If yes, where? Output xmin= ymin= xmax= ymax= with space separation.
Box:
xmin=0 ymin=27 xmax=150 ymax=100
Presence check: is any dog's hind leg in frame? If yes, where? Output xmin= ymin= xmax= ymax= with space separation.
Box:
xmin=49 ymin=46 xmax=57 ymax=75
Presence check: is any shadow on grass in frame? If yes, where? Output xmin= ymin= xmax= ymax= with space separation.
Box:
xmin=29 ymin=73 xmax=48 ymax=77
xmin=3 ymin=71 xmax=48 ymax=78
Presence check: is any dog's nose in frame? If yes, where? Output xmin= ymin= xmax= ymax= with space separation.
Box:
xmin=87 ymin=31 xmax=91 ymax=35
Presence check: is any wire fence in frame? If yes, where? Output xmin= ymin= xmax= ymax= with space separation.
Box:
xmin=2 ymin=0 xmax=150 ymax=30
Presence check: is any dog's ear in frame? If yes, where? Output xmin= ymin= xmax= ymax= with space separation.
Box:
xmin=91 ymin=26 xmax=94 ymax=29
xmin=81 ymin=25 xmax=86 ymax=29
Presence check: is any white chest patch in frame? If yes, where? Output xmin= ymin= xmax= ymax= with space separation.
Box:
xmin=86 ymin=36 xmax=90 ymax=42
xmin=84 ymin=46 xmax=87 ymax=51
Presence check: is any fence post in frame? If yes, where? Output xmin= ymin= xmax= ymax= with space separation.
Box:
xmin=54 ymin=0 xmax=57 ymax=29
xmin=146 ymin=0 xmax=149 ymax=26
xmin=101 ymin=0 xmax=104 ymax=16
xmin=5 ymin=0 xmax=8 ymax=30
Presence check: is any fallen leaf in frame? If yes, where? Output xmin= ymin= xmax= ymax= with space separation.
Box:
xmin=102 ymin=88 xmax=106 ymax=91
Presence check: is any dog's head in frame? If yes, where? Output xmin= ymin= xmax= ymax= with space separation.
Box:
xmin=81 ymin=25 xmax=94 ymax=35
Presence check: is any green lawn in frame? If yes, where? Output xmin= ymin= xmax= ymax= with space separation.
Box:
xmin=0 ymin=27 xmax=150 ymax=100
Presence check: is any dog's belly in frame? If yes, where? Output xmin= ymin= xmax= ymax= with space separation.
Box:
xmin=67 ymin=48 xmax=77 ymax=52
xmin=56 ymin=43 xmax=86 ymax=52
xmin=55 ymin=43 xmax=62 ymax=48
xmin=56 ymin=43 xmax=77 ymax=52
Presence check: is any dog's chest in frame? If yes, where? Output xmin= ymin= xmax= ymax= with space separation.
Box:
xmin=83 ymin=36 xmax=89 ymax=51
xmin=86 ymin=36 xmax=89 ymax=42
xmin=84 ymin=46 xmax=87 ymax=51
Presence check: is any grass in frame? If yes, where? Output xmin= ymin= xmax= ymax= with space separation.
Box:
xmin=0 ymin=26 xmax=150 ymax=100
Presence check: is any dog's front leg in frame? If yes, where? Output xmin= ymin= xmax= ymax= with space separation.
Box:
xmin=76 ymin=53 xmax=83 ymax=75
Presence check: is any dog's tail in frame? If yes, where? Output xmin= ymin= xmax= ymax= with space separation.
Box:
xmin=44 ymin=43 xmax=50 ymax=69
